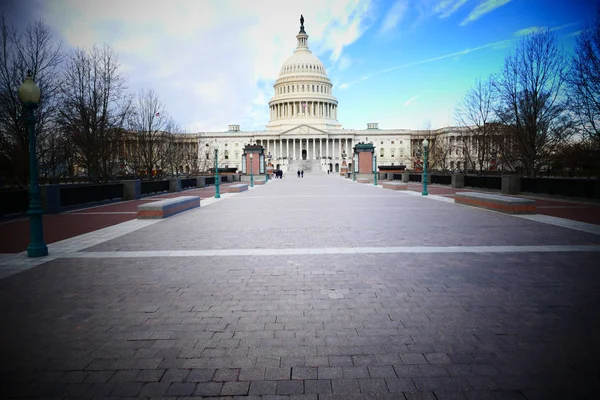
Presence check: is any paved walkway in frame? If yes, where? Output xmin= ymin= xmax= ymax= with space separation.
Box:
xmin=1 ymin=173 xmax=599 ymax=399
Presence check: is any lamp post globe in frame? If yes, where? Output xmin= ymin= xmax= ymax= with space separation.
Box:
xmin=211 ymin=141 xmax=220 ymax=198
xmin=249 ymin=153 xmax=254 ymax=187
xmin=18 ymin=71 xmax=47 ymax=257
xmin=422 ymin=138 xmax=429 ymax=196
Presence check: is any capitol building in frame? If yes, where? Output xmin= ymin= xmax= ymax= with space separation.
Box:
xmin=194 ymin=16 xmax=467 ymax=174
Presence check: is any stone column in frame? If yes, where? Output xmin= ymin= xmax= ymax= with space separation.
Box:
xmin=293 ymin=139 xmax=296 ymax=160
xmin=326 ymin=139 xmax=329 ymax=158
xmin=502 ymin=175 xmax=521 ymax=195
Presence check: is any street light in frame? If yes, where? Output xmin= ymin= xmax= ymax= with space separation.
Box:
xmin=373 ymin=154 xmax=378 ymax=186
xmin=211 ymin=141 xmax=220 ymax=198
xmin=249 ymin=153 xmax=254 ymax=187
xmin=353 ymin=153 xmax=357 ymax=181
xmin=422 ymin=138 xmax=429 ymax=196
xmin=18 ymin=70 xmax=48 ymax=257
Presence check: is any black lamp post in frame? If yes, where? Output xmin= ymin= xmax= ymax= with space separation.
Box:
xmin=18 ymin=70 xmax=48 ymax=257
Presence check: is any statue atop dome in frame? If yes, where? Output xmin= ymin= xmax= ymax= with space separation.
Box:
xmin=299 ymin=14 xmax=306 ymax=34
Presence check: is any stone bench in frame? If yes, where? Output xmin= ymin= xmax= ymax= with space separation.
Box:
xmin=454 ymin=192 xmax=536 ymax=214
xmin=382 ymin=182 xmax=407 ymax=190
xmin=253 ymin=180 xmax=266 ymax=186
xmin=228 ymin=184 xmax=248 ymax=193
xmin=137 ymin=196 xmax=200 ymax=219
xmin=356 ymin=178 xmax=371 ymax=184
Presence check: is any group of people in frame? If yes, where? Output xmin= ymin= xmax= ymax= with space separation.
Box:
xmin=273 ymin=170 xmax=284 ymax=179
xmin=297 ymin=170 xmax=304 ymax=178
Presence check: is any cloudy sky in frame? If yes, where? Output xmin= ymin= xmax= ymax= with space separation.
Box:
xmin=3 ymin=0 xmax=595 ymax=132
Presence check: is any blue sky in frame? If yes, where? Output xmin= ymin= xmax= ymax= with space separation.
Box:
xmin=3 ymin=0 xmax=595 ymax=132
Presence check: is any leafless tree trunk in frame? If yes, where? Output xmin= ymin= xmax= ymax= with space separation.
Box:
xmin=493 ymin=30 xmax=572 ymax=177
xmin=57 ymin=44 xmax=130 ymax=182
xmin=126 ymin=89 xmax=169 ymax=180
xmin=0 ymin=15 xmax=63 ymax=186
xmin=566 ymin=10 xmax=600 ymax=176
xmin=456 ymin=77 xmax=499 ymax=174
xmin=163 ymin=120 xmax=186 ymax=177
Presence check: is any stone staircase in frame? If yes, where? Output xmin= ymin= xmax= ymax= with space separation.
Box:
xmin=287 ymin=159 xmax=323 ymax=174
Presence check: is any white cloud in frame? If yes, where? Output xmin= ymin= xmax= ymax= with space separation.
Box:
xmin=379 ymin=0 xmax=409 ymax=33
xmin=434 ymin=0 xmax=469 ymax=19
xmin=461 ymin=0 xmax=512 ymax=26
xmin=403 ymin=96 xmax=418 ymax=107
xmin=514 ymin=26 xmax=546 ymax=36
xmin=38 ymin=0 xmax=376 ymax=132
xmin=337 ymin=37 xmax=515 ymax=89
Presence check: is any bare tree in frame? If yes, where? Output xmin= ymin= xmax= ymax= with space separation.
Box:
xmin=456 ymin=77 xmax=499 ymax=174
xmin=493 ymin=30 xmax=573 ymax=177
xmin=0 ymin=15 xmax=63 ymax=185
xmin=127 ymin=89 xmax=168 ymax=179
xmin=57 ymin=44 xmax=130 ymax=182
xmin=163 ymin=119 xmax=186 ymax=177
xmin=566 ymin=10 xmax=600 ymax=148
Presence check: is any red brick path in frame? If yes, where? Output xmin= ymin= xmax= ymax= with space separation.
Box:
xmin=0 ymin=185 xmax=236 ymax=254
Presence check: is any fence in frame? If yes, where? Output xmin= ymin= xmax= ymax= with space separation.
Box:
xmin=464 ymin=176 xmax=501 ymax=190
xmin=141 ymin=180 xmax=170 ymax=195
xmin=409 ymin=174 xmax=421 ymax=182
xmin=60 ymin=183 xmax=124 ymax=207
xmin=521 ymin=177 xmax=600 ymax=200
xmin=181 ymin=178 xmax=197 ymax=189
xmin=431 ymin=175 xmax=451 ymax=185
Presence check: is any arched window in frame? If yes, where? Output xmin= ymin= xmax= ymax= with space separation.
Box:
xmin=302 ymin=85 xmax=304 ymax=91
xmin=224 ymin=150 xmax=229 ymax=160
xmin=312 ymin=85 xmax=314 ymax=92
xmin=235 ymin=151 xmax=240 ymax=159
xmin=391 ymin=149 xmax=395 ymax=157
xmin=380 ymin=148 xmax=384 ymax=157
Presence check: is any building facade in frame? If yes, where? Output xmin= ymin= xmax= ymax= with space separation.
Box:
xmin=192 ymin=17 xmax=475 ymax=174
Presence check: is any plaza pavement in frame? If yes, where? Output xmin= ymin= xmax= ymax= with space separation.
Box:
xmin=0 ymin=173 xmax=599 ymax=399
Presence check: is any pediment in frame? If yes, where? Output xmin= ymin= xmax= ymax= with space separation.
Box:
xmin=281 ymin=124 xmax=328 ymax=136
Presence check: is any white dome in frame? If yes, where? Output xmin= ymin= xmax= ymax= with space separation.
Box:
xmin=279 ymin=50 xmax=327 ymax=78
xmin=266 ymin=16 xmax=341 ymax=131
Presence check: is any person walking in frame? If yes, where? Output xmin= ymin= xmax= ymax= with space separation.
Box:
xmin=301 ymin=170 xmax=304 ymax=178
xmin=297 ymin=170 xmax=300 ymax=178
xmin=327 ymin=169 xmax=330 ymax=175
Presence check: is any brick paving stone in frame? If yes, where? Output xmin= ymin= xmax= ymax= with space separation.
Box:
xmin=213 ymin=367 xmax=240 ymax=381
xmin=138 ymin=382 xmax=171 ymax=397
xmin=368 ymin=365 xmax=397 ymax=378
xmin=404 ymin=392 xmax=438 ymax=400
xmin=277 ymin=379 xmax=304 ymax=395
xmin=385 ymin=377 xmax=417 ymax=392
xmin=193 ymin=381 xmax=223 ymax=396
xmin=249 ymin=380 xmax=277 ymax=395
xmin=135 ymin=369 xmax=165 ymax=382
xmin=318 ymin=366 xmax=344 ymax=379
xmin=343 ymin=366 xmax=370 ymax=379
xmin=109 ymin=381 xmax=143 ymax=396
xmin=165 ymin=382 xmax=196 ymax=396
xmin=265 ymin=367 xmax=291 ymax=380
xmin=358 ymin=378 xmax=389 ymax=394
xmin=220 ymin=381 xmax=249 ymax=395
xmin=304 ymin=379 xmax=332 ymax=394
xmin=109 ymin=369 xmax=140 ymax=382
xmin=292 ymin=366 xmax=318 ymax=379
xmin=328 ymin=355 xmax=354 ymax=366
xmin=84 ymin=370 xmax=115 ymax=383
xmin=160 ymin=368 xmax=191 ymax=382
